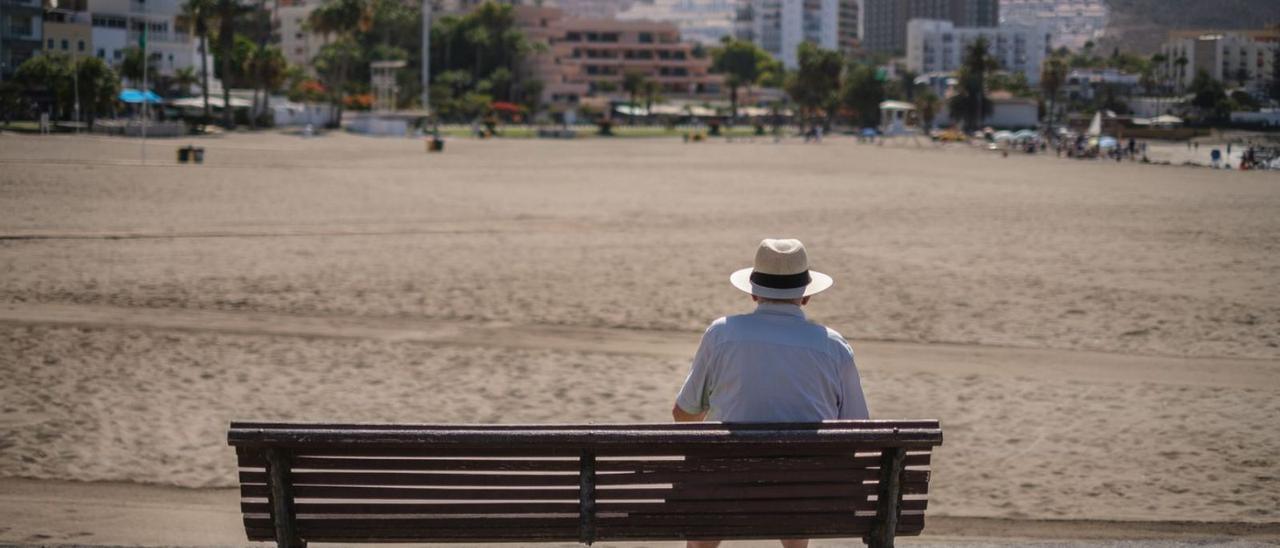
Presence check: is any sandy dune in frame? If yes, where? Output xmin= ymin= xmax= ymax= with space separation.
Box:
xmin=1 ymin=132 xmax=1278 ymax=544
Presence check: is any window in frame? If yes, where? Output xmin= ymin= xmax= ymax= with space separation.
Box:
xmin=48 ymin=38 xmax=55 ymax=48
xmin=62 ymin=39 xmax=70 ymax=50
xmin=638 ymin=32 xmax=653 ymax=43
xmin=114 ymin=50 xmax=122 ymax=59
xmin=566 ymin=32 xmax=581 ymax=41
xmin=78 ymin=40 xmax=86 ymax=52
xmin=97 ymin=48 xmax=105 ymax=58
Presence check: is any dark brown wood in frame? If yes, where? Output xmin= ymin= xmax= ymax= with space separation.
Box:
xmin=228 ymin=425 xmax=943 ymax=452
xmin=230 ymin=420 xmax=942 ymax=545
xmin=288 ymin=456 xmax=580 ymax=472
xmin=265 ymin=448 xmax=304 ymax=548
xmin=242 ymin=470 xmax=581 ymax=487
xmin=578 ymin=450 xmax=596 ymax=545
xmin=869 ymin=447 xmax=906 ymax=548
xmin=244 ymin=501 xmax=581 ymax=515
xmin=240 ymin=498 xmax=929 ymax=516
xmin=244 ymin=484 xmax=580 ymax=500
xmin=232 ymin=420 xmax=940 ymax=432
xmin=596 ymin=467 xmax=924 ymax=485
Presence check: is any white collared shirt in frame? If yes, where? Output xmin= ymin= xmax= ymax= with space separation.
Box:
xmin=676 ymin=302 xmax=869 ymax=422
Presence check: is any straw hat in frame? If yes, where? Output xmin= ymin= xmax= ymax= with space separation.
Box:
xmin=730 ymin=239 xmax=833 ymax=299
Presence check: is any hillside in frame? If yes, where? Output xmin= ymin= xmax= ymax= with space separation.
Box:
xmin=1100 ymin=0 xmax=1280 ymax=53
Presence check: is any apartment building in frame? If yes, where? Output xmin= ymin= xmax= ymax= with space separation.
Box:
xmin=1 ymin=0 xmax=43 ymax=79
xmin=905 ymin=18 xmax=1048 ymax=84
xmin=276 ymin=1 xmax=329 ymax=73
xmin=515 ymin=5 xmax=722 ymax=108
xmin=735 ymin=0 xmax=837 ymax=68
xmin=862 ymin=0 xmax=999 ymax=54
xmin=1160 ymin=30 xmax=1278 ymax=95
xmin=42 ymin=3 xmax=92 ymax=58
xmin=615 ymin=0 xmax=738 ymax=46
xmin=87 ymin=0 xmax=204 ymax=79
xmin=999 ymin=0 xmax=1107 ymax=50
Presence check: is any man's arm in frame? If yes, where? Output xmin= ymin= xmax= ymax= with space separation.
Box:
xmin=672 ymin=404 xmax=707 ymax=422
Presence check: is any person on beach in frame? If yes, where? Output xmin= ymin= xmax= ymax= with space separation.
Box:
xmin=672 ymin=238 xmax=870 ymax=548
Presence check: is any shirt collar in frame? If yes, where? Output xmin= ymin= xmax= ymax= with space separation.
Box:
xmin=754 ymin=302 xmax=807 ymax=320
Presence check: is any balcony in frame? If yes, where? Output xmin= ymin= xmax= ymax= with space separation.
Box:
xmin=127 ymin=30 xmax=192 ymax=44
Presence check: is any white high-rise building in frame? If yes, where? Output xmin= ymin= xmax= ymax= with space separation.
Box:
xmin=999 ymin=0 xmax=1106 ymax=51
xmin=1159 ymin=30 xmax=1278 ymax=95
xmin=615 ymin=0 xmax=738 ymax=45
xmin=738 ymin=0 xmax=837 ymax=68
xmin=276 ymin=2 xmax=329 ymax=74
xmin=87 ymin=0 xmax=206 ymax=79
xmin=905 ymin=18 xmax=1049 ymax=84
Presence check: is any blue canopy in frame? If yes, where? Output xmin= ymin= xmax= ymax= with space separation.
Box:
xmin=119 ymin=89 xmax=162 ymax=104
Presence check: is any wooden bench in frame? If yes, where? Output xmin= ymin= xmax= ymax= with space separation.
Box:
xmin=229 ymin=420 xmax=942 ymax=547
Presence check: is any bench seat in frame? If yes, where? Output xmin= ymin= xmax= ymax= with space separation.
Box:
xmin=229 ymin=420 xmax=942 ymax=547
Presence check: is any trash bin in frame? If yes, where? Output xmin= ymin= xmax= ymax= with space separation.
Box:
xmin=427 ymin=138 xmax=444 ymax=152
xmin=192 ymin=147 xmax=204 ymax=164
xmin=177 ymin=147 xmax=190 ymax=163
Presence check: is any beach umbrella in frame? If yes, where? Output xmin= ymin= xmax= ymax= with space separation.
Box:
xmin=1098 ymin=136 xmax=1118 ymax=149
xmin=119 ymin=88 xmax=162 ymax=104
xmin=993 ymin=131 xmax=1015 ymax=142
xmin=860 ymin=127 xmax=879 ymax=137
xmin=1013 ymin=129 xmax=1038 ymax=140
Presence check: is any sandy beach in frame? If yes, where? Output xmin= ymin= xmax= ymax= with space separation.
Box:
xmin=1 ymin=131 xmax=1278 ymax=545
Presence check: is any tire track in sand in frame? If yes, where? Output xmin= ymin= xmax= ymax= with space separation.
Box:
xmin=1 ymin=302 xmax=1276 ymax=389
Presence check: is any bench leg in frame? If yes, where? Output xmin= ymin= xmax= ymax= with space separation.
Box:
xmin=266 ymin=449 xmax=306 ymax=548
xmin=867 ymin=447 xmax=905 ymax=548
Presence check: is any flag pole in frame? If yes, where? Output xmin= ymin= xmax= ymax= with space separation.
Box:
xmin=141 ymin=1 xmax=149 ymax=165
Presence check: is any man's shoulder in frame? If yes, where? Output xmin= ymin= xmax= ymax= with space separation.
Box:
xmin=815 ymin=323 xmax=855 ymax=356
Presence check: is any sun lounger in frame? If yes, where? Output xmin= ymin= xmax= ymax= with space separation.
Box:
xmin=229 ymin=420 xmax=942 ymax=547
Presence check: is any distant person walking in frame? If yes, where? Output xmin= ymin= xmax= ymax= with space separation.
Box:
xmin=674 ymin=238 xmax=869 ymax=548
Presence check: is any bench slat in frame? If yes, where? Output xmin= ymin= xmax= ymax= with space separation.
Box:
xmin=241 ymin=471 xmax=581 ymax=487
xmin=232 ymin=420 xmax=940 ymax=432
xmin=239 ymin=498 xmax=928 ymax=516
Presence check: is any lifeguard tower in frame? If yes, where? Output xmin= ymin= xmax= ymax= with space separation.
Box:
xmin=878 ymin=100 xmax=925 ymax=145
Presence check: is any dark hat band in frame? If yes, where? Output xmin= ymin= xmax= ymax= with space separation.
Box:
xmin=750 ymin=270 xmax=811 ymax=289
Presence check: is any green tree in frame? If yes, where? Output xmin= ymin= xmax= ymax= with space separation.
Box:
xmin=214 ymin=0 xmax=252 ymax=127
xmin=710 ymin=37 xmax=770 ymax=121
xmin=839 ymin=62 xmax=884 ymax=127
xmin=14 ymin=53 xmax=119 ymax=124
xmin=914 ymin=90 xmax=940 ymax=130
xmin=171 ymin=66 xmax=199 ymax=96
xmin=1040 ymin=55 xmax=1068 ymax=132
xmin=308 ymin=0 xmax=370 ymax=125
xmin=180 ymin=0 xmax=215 ymax=121
xmin=622 ymin=70 xmax=648 ymax=124
xmin=949 ymin=37 xmax=997 ymax=132
xmin=1271 ymin=43 xmax=1280 ymax=102
xmin=785 ymin=42 xmax=842 ymax=130
xmin=642 ymin=78 xmax=661 ymax=114
xmin=245 ymin=44 xmax=287 ymax=123
xmin=1189 ymin=69 xmax=1228 ymax=121
xmin=119 ymin=47 xmax=158 ymax=86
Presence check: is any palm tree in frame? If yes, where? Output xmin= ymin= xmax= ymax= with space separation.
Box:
xmin=214 ymin=0 xmax=251 ymax=128
xmin=949 ymin=37 xmax=997 ymax=132
xmin=172 ymin=66 xmax=199 ymax=96
xmin=180 ymin=0 xmax=215 ymax=121
xmin=308 ymin=0 xmax=371 ymax=126
xmin=1040 ymin=55 xmax=1067 ymax=133
xmin=914 ymin=91 xmax=940 ymax=131
xmin=622 ymin=70 xmax=647 ymax=124
xmin=710 ymin=38 xmax=768 ymax=122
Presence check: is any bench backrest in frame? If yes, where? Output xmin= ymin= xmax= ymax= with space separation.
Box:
xmin=229 ymin=420 xmax=942 ymax=547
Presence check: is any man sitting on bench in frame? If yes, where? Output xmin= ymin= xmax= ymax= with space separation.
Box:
xmin=673 ymin=238 xmax=871 ymax=548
